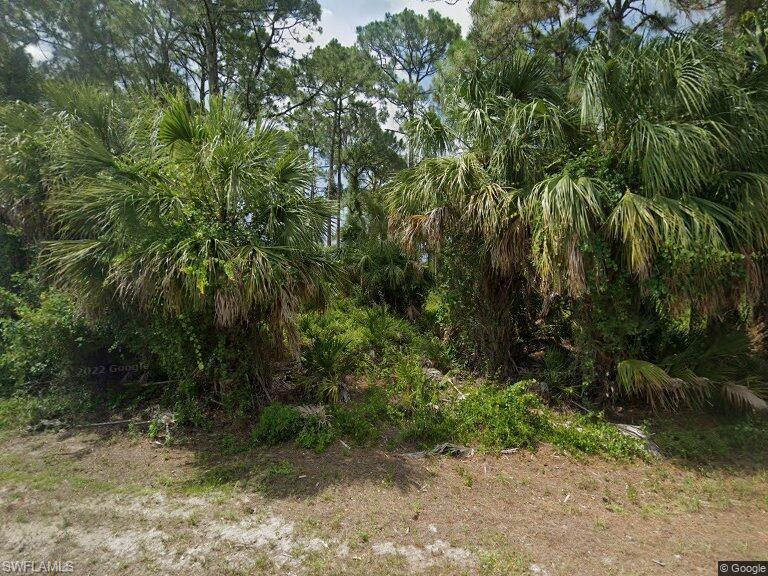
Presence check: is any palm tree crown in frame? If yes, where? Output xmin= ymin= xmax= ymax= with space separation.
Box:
xmin=43 ymin=96 xmax=333 ymax=336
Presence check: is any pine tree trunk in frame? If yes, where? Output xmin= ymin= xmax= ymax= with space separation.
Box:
xmin=310 ymin=147 xmax=316 ymax=200
xmin=326 ymin=106 xmax=337 ymax=247
xmin=202 ymin=0 xmax=220 ymax=98
xmin=336 ymin=104 xmax=343 ymax=248
xmin=607 ymin=0 xmax=623 ymax=47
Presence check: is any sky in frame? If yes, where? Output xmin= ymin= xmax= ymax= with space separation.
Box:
xmin=314 ymin=0 xmax=473 ymax=46
xmin=311 ymin=0 xmax=702 ymax=49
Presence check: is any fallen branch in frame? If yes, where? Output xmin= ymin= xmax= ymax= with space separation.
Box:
xmin=404 ymin=443 xmax=474 ymax=459
xmin=616 ymin=424 xmax=662 ymax=457
xmin=72 ymin=418 xmax=152 ymax=429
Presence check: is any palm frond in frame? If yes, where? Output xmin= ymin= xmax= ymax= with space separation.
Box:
xmin=617 ymin=359 xmax=698 ymax=411
xmin=527 ymin=173 xmax=603 ymax=294
xmin=722 ymin=383 xmax=768 ymax=413
xmin=158 ymin=94 xmax=200 ymax=146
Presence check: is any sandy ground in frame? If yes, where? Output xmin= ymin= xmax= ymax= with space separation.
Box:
xmin=0 ymin=429 xmax=766 ymax=575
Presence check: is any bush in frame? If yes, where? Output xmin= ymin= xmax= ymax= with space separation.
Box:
xmin=550 ymin=414 xmax=647 ymax=458
xmin=250 ymin=403 xmax=340 ymax=453
xmin=251 ymin=393 xmax=388 ymax=453
xmin=0 ymin=225 xmax=26 ymax=289
xmin=0 ymin=384 xmax=100 ymax=430
xmin=651 ymin=415 xmax=768 ymax=463
xmin=449 ymin=381 xmax=551 ymax=450
xmin=332 ymin=389 xmax=386 ymax=447
xmin=251 ymin=404 xmax=303 ymax=445
xmin=0 ymin=291 xmax=103 ymax=394
xmin=0 ymin=287 xmax=20 ymax=319
xmin=301 ymin=335 xmax=358 ymax=403
xmin=342 ymin=238 xmax=433 ymax=316
xmin=0 ymin=395 xmax=35 ymax=431
xmin=384 ymin=355 xmax=447 ymax=443
xmin=296 ymin=414 xmax=336 ymax=453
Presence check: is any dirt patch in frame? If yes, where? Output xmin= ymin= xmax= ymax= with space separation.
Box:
xmin=372 ymin=539 xmax=475 ymax=571
xmin=0 ymin=430 xmax=766 ymax=575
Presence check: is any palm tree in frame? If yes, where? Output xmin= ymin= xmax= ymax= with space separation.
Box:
xmin=42 ymin=95 xmax=333 ymax=402
xmin=388 ymin=32 xmax=768 ymax=410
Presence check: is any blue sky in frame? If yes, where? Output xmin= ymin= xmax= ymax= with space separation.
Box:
xmin=315 ymin=0 xmax=473 ymax=46
xmin=312 ymin=0 xmax=701 ymax=48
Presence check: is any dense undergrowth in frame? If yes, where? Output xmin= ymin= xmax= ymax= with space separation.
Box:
xmin=3 ymin=285 xmax=768 ymax=461
xmin=253 ymin=297 xmax=648 ymax=458
xmin=3 ymin=292 xmax=768 ymax=464
xmin=0 ymin=293 xmax=647 ymax=459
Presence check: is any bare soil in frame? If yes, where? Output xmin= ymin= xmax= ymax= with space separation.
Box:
xmin=0 ymin=429 xmax=766 ymax=575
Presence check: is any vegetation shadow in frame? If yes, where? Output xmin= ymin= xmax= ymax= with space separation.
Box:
xmin=649 ymin=412 xmax=768 ymax=473
xmin=171 ymin=430 xmax=429 ymax=501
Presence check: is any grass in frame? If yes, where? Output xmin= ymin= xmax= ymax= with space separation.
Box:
xmin=478 ymin=534 xmax=529 ymax=576
xmin=651 ymin=414 xmax=768 ymax=466
xmin=248 ymin=379 xmax=648 ymax=460
xmin=179 ymin=463 xmax=252 ymax=495
xmin=0 ymin=449 xmax=122 ymax=494
xmin=0 ymin=395 xmax=36 ymax=433
xmin=1 ymin=404 xmax=766 ymax=575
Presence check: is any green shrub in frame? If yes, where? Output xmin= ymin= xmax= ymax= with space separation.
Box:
xmin=449 ymin=381 xmax=551 ymax=450
xmin=385 ymin=355 xmax=450 ymax=443
xmin=0 ymin=385 xmax=98 ymax=431
xmin=301 ymin=335 xmax=359 ymax=403
xmin=363 ymin=306 xmax=411 ymax=353
xmin=251 ymin=404 xmax=303 ymax=445
xmin=333 ymin=403 xmax=382 ymax=447
xmin=652 ymin=415 xmax=768 ymax=463
xmin=342 ymin=238 xmax=433 ymax=316
xmin=415 ymin=335 xmax=454 ymax=373
xmin=0 ymin=287 xmax=20 ymax=319
xmin=296 ymin=414 xmax=336 ymax=453
xmin=0 ymin=225 xmax=26 ymax=289
xmin=0 ymin=291 xmax=103 ymax=394
xmin=170 ymin=379 xmax=209 ymax=428
xmin=550 ymin=414 xmax=646 ymax=458
xmin=251 ymin=392 xmax=389 ymax=453
xmin=0 ymin=395 xmax=35 ymax=431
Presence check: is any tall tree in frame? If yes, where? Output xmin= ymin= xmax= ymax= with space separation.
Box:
xmin=357 ymin=9 xmax=460 ymax=165
xmin=181 ymin=0 xmax=321 ymax=112
xmin=390 ymin=31 xmax=768 ymax=407
xmin=467 ymin=0 xmax=596 ymax=74
xmin=468 ymin=0 xmax=679 ymax=52
xmin=677 ymin=0 xmax=765 ymax=29
xmin=1 ymin=0 xmax=321 ymax=110
xmin=302 ymin=40 xmax=379 ymax=246
xmin=1 ymin=0 xmax=141 ymax=86
xmin=0 ymin=38 xmax=41 ymax=102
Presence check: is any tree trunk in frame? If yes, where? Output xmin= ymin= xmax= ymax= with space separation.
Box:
xmin=607 ymin=0 xmax=624 ymax=47
xmin=406 ymin=101 xmax=415 ymax=168
xmin=310 ymin=146 xmax=316 ymax=200
xmin=200 ymin=66 xmax=207 ymax=103
xmin=326 ymin=106 xmax=337 ymax=247
xmin=202 ymin=0 xmax=220 ymax=98
xmin=336 ymin=104 xmax=343 ymax=248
